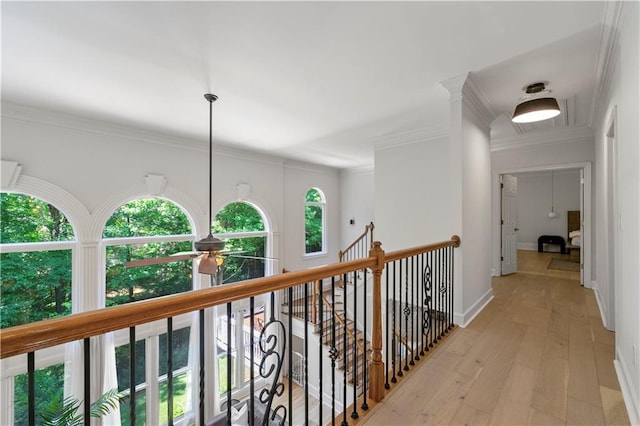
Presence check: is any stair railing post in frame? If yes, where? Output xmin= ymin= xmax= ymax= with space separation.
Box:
xmin=369 ymin=241 xmax=385 ymax=402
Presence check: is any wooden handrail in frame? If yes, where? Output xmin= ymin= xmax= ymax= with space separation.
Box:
xmin=338 ymin=222 xmax=374 ymax=262
xmin=384 ymin=235 xmax=460 ymax=263
xmin=1 ymin=234 xmax=461 ymax=407
xmin=1 ymin=257 xmax=375 ymax=359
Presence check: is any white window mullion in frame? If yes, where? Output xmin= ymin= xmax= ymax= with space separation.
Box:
xmin=1 ymin=377 xmax=14 ymax=426
xmin=146 ymin=335 xmax=160 ymax=426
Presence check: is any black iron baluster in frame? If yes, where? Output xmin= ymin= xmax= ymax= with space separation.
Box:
xmin=318 ymin=280 xmax=324 ymax=426
xmin=409 ymin=256 xmax=415 ymax=366
xmin=428 ymin=251 xmax=434 ymax=349
xmin=438 ymin=247 xmax=447 ymax=340
xmin=250 ymin=297 xmax=255 ymax=426
xmin=398 ymin=259 xmax=403 ymax=377
xmin=167 ymin=317 xmax=174 ymax=426
xmin=129 ymin=327 xmax=136 ymax=426
xmin=341 ymin=273 xmax=348 ymax=426
xmin=351 ymin=270 xmax=358 ymax=420
xmin=84 ymin=337 xmax=90 ymax=426
xmin=199 ymin=309 xmax=205 ymax=425
xmin=304 ymin=283 xmax=309 ymax=423
xmin=413 ymin=255 xmax=420 ymax=362
xmin=28 ymin=351 xmax=34 ymax=426
xmin=288 ymin=287 xmax=293 ymax=424
xmin=226 ymin=303 xmax=232 ymax=425
xmin=361 ymin=269 xmax=368 ymax=411
xmin=391 ymin=261 xmax=397 ymax=383
xmin=449 ymin=246 xmax=454 ymax=331
xmin=330 ymin=276 xmax=337 ymax=426
xmin=403 ymin=258 xmax=409 ymax=373
xmin=259 ymin=292 xmax=287 ymax=425
xmin=384 ymin=263 xmax=390 ymax=390
xmin=418 ymin=253 xmax=425 ymax=357
xmin=435 ymin=248 xmax=440 ymax=342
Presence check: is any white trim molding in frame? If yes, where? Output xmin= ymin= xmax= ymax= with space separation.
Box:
xmin=454 ymin=288 xmax=494 ymax=328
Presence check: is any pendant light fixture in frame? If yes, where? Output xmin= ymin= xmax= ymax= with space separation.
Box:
xmin=512 ymin=82 xmax=561 ymax=124
xmin=548 ymin=170 xmax=557 ymax=218
xmin=194 ymin=93 xmax=225 ymax=260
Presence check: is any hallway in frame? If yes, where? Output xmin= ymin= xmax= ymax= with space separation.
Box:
xmin=361 ymin=250 xmax=630 ymax=425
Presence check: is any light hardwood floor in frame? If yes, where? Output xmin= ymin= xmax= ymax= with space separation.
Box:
xmin=361 ymin=250 xmax=630 ymax=425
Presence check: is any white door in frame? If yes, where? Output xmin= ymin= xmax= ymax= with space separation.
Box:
xmin=580 ymin=169 xmax=585 ymax=285
xmin=501 ymin=174 xmax=518 ymax=275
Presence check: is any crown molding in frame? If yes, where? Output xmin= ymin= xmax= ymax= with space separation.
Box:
xmin=490 ymin=125 xmax=593 ymax=152
xmin=461 ymin=73 xmax=497 ymax=131
xmin=373 ymin=124 xmax=448 ymax=152
xmin=589 ymin=1 xmax=625 ymax=127
xmin=340 ymin=165 xmax=374 ymax=176
xmin=1 ymin=101 xmax=289 ymax=168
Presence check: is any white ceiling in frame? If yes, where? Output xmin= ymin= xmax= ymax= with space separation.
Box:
xmin=1 ymin=1 xmax=605 ymax=169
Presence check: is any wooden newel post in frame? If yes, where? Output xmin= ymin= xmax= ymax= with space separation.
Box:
xmin=369 ymin=241 xmax=385 ymax=402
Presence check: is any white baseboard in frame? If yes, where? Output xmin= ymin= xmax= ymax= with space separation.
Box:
xmin=454 ymin=288 xmax=494 ymax=328
xmin=592 ymin=283 xmax=611 ymax=331
xmin=614 ymin=348 xmax=640 ymax=425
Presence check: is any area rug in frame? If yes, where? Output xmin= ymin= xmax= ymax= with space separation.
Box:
xmin=547 ymin=256 xmax=580 ymax=272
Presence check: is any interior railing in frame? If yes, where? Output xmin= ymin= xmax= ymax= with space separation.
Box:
xmin=338 ymin=222 xmax=374 ymax=263
xmin=1 ymin=236 xmax=459 ymax=426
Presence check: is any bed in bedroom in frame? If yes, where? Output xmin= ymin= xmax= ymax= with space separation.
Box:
xmin=567 ymin=210 xmax=581 ymax=260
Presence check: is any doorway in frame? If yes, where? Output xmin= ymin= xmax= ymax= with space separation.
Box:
xmin=495 ymin=162 xmax=591 ymax=287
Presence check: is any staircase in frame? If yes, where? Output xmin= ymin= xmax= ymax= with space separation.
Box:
xmin=281 ymin=222 xmax=375 ymax=391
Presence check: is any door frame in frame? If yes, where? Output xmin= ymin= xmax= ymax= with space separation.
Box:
xmin=492 ymin=162 xmax=592 ymax=287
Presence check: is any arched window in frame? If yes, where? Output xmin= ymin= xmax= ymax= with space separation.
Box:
xmin=103 ymin=198 xmax=194 ymax=306
xmin=304 ymin=188 xmax=325 ymax=255
xmin=102 ymin=198 xmax=195 ymax=425
xmin=1 ymin=192 xmax=75 ymax=424
xmin=212 ymin=202 xmax=269 ymax=397
xmin=212 ymin=202 xmax=267 ymax=284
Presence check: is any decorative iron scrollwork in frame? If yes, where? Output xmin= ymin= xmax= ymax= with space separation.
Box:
xmin=259 ymin=317 xmax=287 ymax=426
xmin=422 ymin=265 xmax=432 ymax=336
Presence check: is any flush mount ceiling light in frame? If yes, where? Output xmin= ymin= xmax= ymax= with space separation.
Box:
xmin=512 ymin=82 xmax=561 ymax=124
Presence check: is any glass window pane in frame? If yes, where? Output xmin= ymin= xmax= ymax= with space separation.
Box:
xmin=159 ymin=327 xmax=191 ymax=376
xmin=213 ymin=202 xmax=264 ymax=233
xmin=305 ymin=189 xmax=322 ymax=203
xmin=103 ymin=198 xmax=191 ymax=238
xmin=14 ymin=364 xmax=65 ymax=425
xmin=305 ymin=205 xmax=323 ymax=253
xmin=1 ymin=250 xmax=72 ymax=328
xmin=219 ymin=237 xmax=266 ymax=284
xmin=105 ymin=241 xmax=193 ymax=306
xmin=1 ymin=193 xmax=74 ymax=243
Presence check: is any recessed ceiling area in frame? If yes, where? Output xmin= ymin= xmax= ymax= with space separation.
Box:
xmin=1 ymin=1 xmax=605 ymax=169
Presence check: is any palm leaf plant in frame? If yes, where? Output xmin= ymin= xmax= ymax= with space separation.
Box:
xmin=38 ymin=388 xmax=122 ymax=426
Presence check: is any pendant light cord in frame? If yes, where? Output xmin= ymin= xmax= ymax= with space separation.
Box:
xmin=208 ymin=97 xmax=213 ymax=232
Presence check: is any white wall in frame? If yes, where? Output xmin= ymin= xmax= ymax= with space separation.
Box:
xmin=592 ymin=2 xmax=640 ymax=422
xmin=514 ymin=171 xmax=581 ymax=250
xmin=339 ymin=168 xmax=374 ymax=250
xmin=0 ymin=105 xmax=342 ymax=278
xmin=491 ymin=136 xmax=595 ymax=278
xmin=374 ymin=136 xmax=451 ymax=253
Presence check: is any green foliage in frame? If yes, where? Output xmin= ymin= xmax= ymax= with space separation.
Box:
xmin=103 ymin=198 xmax=191 ymax=238
xmin=14 ymin=364 xmax=65 ymax=426
xmin=1 ymin=193 xmax=73 ymax=329
xmin=37 ymin=388 xmax=122 ymax=426
xmin=1 ymin=193 xmax=74 ymax=243
xmin=305 ymin=188 xmax=322 ymax=203
xmin=213 ymin=202 xmax=264 ymax=233
xmin=104 ymin=198 xmax=194 ymax=306
xmin=305 ymin=205 xmax=323 ymax=253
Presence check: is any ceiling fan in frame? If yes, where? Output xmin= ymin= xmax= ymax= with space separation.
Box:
xmin=125 ymin=93 xmax=274 ymax=276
